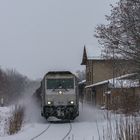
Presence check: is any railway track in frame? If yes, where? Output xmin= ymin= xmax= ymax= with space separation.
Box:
xmin=30 ymin=123 xmax=51 ymax=140
xmin=61 ymin=121 xmax=72 ymax=140
xmin=30 ymin=121 xmax=72 ymax=140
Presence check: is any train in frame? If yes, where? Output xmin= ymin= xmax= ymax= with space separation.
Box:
xmin=39 ymin=71 xmax=79 ymax=120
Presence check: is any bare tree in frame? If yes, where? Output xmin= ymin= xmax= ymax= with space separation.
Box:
xmin=0 ymin=68 xmax=30 ymax=105
xmin=76 ymin=70 xmax=86 ymax=81
xmin=95 ymin=0 xmax=140 ymax=77
xmin=6 ymin=69 xmax=31 ymax=103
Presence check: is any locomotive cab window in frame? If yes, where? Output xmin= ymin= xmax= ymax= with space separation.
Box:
xmin=46 ymin=78 xmax=74 ymax=89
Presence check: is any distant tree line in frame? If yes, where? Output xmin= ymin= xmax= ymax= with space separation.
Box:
xmin=0 ymin=68 xmax=31 ymax=105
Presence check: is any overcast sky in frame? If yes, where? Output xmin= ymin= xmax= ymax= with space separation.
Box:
xmin=0 ymin=0 xmax=118 ymax=79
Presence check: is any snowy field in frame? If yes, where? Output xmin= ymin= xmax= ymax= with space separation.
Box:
xmin=0 ymin=102 xmax=110 ymax=140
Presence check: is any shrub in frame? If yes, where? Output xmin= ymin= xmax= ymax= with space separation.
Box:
xmin=8 ymin=105 xmax=24 ymax=135
xmin=102 ymin=115 xmax=140 ymax=140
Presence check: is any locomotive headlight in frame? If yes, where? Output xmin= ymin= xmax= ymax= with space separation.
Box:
xmin=58 ymin=90 xmax=63 ymax=95
xmin=70 ymin=101 xmax=74 ymax=104
xmin=47 ymin=101 xmax=52 ymax=105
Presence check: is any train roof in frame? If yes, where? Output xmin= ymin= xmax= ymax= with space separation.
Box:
xmin=41 ymin=71 xmax=77 ymax=82
xmin=45 ymin=71 xmax=73 ymax=76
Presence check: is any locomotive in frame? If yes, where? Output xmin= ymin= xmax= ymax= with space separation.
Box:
xmin=40 ymin=71 xmax=79 ymax=120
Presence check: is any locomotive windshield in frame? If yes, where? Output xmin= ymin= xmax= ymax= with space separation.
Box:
xmin=47 ymin=78 xmax=74 ymax=89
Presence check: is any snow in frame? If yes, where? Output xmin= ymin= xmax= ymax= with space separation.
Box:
xmin=86 ymin=73 xmax=139 ymax=89
xmin=0 ymin=103 xmax=109 ymax=140
xmin=0 ymin=106 xmax=14 ymax=136
xmin=109 ymin=78 xmax=139 ymax=88
xmin=85 ymin=80 xmax=108 ymax=88
xmin=108 ymin=73 xmax=139 ymax=88
xmin=78 ymin=80 xmax=86 ymax=85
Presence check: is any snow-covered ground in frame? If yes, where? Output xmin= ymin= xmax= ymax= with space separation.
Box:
xmin=0 ymin=102 xmax=109 ymax=140
xmin=0 ymin=106 xmax=14 ymax=137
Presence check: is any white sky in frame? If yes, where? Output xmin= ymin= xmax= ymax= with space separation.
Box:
xmin=0 ymin=0 xmax=118 ymax=79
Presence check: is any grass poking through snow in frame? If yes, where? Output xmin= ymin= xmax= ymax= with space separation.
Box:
xmin=8 ymin=105 xmax=24 ymax=135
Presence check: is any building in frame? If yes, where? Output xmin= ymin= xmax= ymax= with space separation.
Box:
xmin=80 ymin=45 xmax=138 ymax=107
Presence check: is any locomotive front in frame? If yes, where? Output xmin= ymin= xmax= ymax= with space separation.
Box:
xmin=41 ymin=71 xmax=79 ymax=120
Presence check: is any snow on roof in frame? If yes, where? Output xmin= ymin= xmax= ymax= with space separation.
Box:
xmin=86 ymin=80 xmax=109 ymax=88
xmin=115 ymin=73 xmax=137 ymax=80
xmin=85 ymin=73 xmax=139 ymax=88
xmin=109 ymin=78 xmax=139 ymax=88
xmin=78 ymin=80 xmax=86 ymax=85
xmin=85 ymin=45 xmax=102 ymax=60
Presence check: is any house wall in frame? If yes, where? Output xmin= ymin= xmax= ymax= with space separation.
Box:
xmin=84 ymin=57 xmax=136 ymax=107
xmin=134 ymin=87 xmax=140 ymax=95
xmin=95 ymin=87 xmax=105 ymax=106
xmin=86 ymin=59 xmax=134 ymax=86
xmin=106 ymin=88 xmax=140 ymax=110
xmin=86 ymin=60 xmax=114 ymax=86
xmin=92 ymin=87 xmax=140 ymax=108
xmin=91 ymin=60 xmax=113 ymax=84
xmin=85 ymin=84 xmax=108 ymax=106
xmin=84 ymin=84 xmax=140 ymax=108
